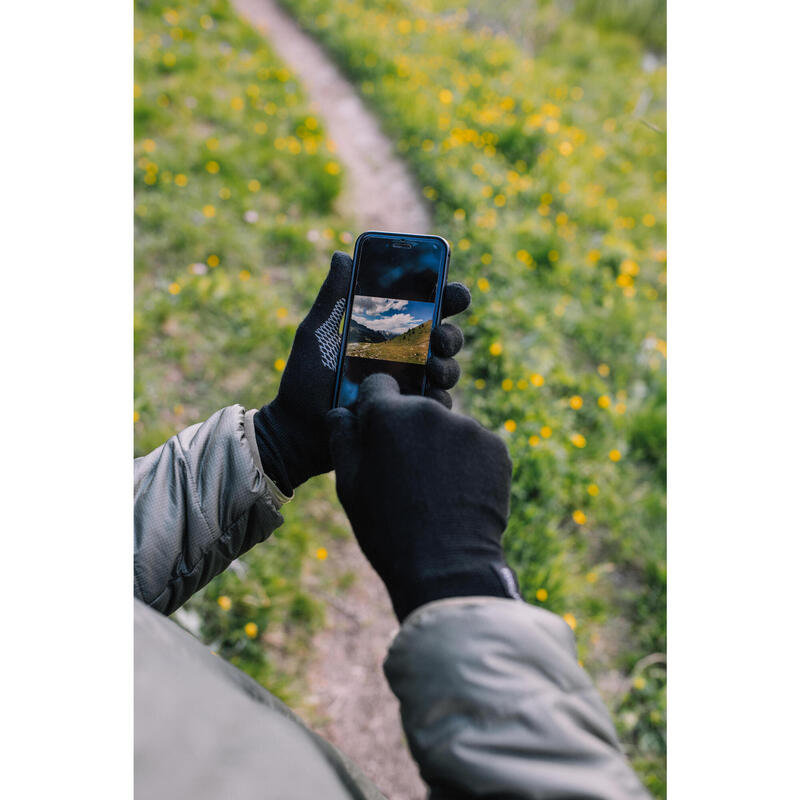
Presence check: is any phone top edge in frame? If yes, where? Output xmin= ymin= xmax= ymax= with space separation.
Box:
xmin=355 ymin=230 xmax=451 ymax=250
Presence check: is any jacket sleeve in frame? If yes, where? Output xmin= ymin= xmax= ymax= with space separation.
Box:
xmin=134 ymin=406 xmax=290 ymax=615
xmin=383 ymin=596 xmax=650 ymax=800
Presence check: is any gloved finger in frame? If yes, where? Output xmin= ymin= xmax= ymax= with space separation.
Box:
xmin=356 ymin=373 xmax=401 ymax=423
xmin=427 ymin=355 xmax=461 ymax=389
xmin=325 ymin=407 xmax=360 ymax=486
xmin=424 ymin=385 xmax=453 ymax=409
xmin=430 ymin=322 xmax=464 ymax=358
xmin=441 ymin=282 xmax=471 ymax=319
xmin=310 ymin=251 xmax=353 ymax=319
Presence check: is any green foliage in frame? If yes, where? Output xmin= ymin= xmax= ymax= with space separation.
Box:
xmin=136 ymin=0 xmax=666 ymax=791
xmin=283 ymin=0 xmax=666 ymax=791
xmin=134 ymin=0 xmax=353 ymax=699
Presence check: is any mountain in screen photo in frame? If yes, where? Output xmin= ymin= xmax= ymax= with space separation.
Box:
xmin=345 ymin=296 xmax=435 ymax=365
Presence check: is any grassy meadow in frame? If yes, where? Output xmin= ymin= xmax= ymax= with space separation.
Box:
xmin=135 ymin=0 xmax=666 ymax=793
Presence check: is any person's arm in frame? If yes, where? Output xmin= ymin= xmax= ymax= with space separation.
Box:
xmin=385 ymin=598 xmax=649 ymax=800
xmin=135 ymin=253 xmax=470 ymax=615
xmin=326 ymin=375 xmax=650 ymax=799
xmin=134 ymin=405 xmax=289 ymax=615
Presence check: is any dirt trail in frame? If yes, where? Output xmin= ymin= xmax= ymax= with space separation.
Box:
xmin=231 ymin=1 xmax=430 ymax=797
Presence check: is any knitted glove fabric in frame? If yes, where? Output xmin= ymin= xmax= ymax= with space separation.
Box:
xmin=326 ymin=373 xmax=520 ymax=621
xmin=254 ymin=251 xmax=471 ymax=495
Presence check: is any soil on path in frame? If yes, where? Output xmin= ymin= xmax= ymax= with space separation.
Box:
xmin=231 ymin=1 xmax=430 ymax=797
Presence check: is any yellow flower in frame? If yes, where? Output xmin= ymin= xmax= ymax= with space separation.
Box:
xmin=540 ymin=425 xmax=552 ymax=438
xmin=168 ymin=282 xmax=181 ymax=295
xmin=570 ymin=433 xmax=586 ymax=448
xmin=535 ymin=588 xmax=548 ymax=602
xmin=587 ymin=249 xmax=601 ymax=264
xmin=274 ymin=358 xmax=286 ymax=372
xmin=133 ymin=411 xmax=140 ymax=423
xmin=217 ymin=595 xmax=232 ymax=611
xmin=563 ymin=612 xmax=577 ymax=630
xmin=503 ymin=420 xmax=517 ymax=433
xmin=633 ymin=676 xmax=646 ymax=691
xmin=572 ymin=509 xmax=587 ymax=525
xmin=248 ymin=179 xmax=261 ymax=192
xmin=547 ymin=250 xmax=559 ymax=262
xmin=586 ymin=571 xmax=598 ymax=583
xmin=174 ymin=174 xmax=187 ymax=186
xmin=439 ymin=89 xmax=453 ymax=104
xmin=530 ymin=373 xmax=545 ymax=387
xmin=325 ymin=161 xmax=340 ymax=175
xmin=615 ymin=402 xmax=627 ymax=415
xmin=207 ymin=254 xmax=220 ymax=267
xmin=558 ymin=141 xmax=573 ymax=156
xmin=569 ymin=395 xmax=583 ymax=410
xmin=219 ymin=187 xmax=231 ymax=199
xmin=480 ymin=253 xmax=492 ymax=265
xmin=489 ymin=342 xmax=502 ymax=356
xmin=474 ymin=378 xmax=486 ymax=389
xmin=598 ymin=395 xmax=611 ymax=409
xmin=205 ymin=161 xmax=219 ymax=174
xmin=239 ymin=270 xmax=251 ymax=281
xmin=643 ymin=213 xmax=656 ymax=227
xmin=558 ymin=181 xmax=571 ymax=194
xmin=142 ymin=139 xmax=156 ymax=153
xmin=597 ymin=363 xmax=610 ymax=377
xmin=477 ymin=277 xmax=490 ymax=292
xmin=231 ymin=97 xmax=244 ymax=111
xmin=517 ymin=379 xmax=528 ymax=390
xmin=276 ymin=307 xmax=288 ymax=319
xmin=494 ymin=194 xmax=506 ymax=207
xmin=528 ymin=435 xmax=540 ymax=447
xmin=609 ymin=449 xmax=622 ymax=462
xmin=202 ymin=205 xmax=216 ymax=218
xmin=587 ymin=483 xmax=599 ymax=497
xmin=316 ymin=547 xmax=328 ymax=560
xmin=206 ymin=137 xmax=219 ymax=150
xmin=501 ymin=378 xmax=513 ymax=391
xmin=453 ymin=208 xmax=466 ymax=221
xmin=244 ymin=622 xmax=258 ymax=639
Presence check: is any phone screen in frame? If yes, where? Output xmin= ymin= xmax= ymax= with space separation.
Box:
xmin=334 ymin=232 xmax=450 ymax=408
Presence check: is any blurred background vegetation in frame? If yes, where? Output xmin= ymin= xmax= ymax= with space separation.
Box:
xmin=135 ymin=0 xmax=665 ymax=794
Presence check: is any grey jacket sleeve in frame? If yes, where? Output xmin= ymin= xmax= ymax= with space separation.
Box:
xmin=384 ymin=597 xmax=650 ymax=800
xmin=134 ymin=405 xmax=290 ymax=615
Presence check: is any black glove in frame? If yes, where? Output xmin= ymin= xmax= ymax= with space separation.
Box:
xmin=254 ymin=251 xmax=471 ymax=495
xmin=326 ymin=373 xmax=520 ymax=621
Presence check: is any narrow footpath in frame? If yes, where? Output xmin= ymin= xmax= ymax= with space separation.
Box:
xmin=231 ymin=1 xmax=431 ymax=796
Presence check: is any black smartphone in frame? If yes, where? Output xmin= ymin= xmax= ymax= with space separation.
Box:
xmin=332 ymin=231 xmax=451 ymax=408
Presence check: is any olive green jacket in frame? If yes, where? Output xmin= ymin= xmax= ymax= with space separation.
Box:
xmin=134 ymin=405 xmax=650 ymax=799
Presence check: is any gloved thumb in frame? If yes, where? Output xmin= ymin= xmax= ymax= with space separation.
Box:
xmin=310 ymin=251 xmax=352 ymax=320
xmin=326 ymin=407 xmax=360 ymax=490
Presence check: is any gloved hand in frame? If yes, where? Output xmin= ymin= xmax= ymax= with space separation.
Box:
xmin=254 ymin=251 xmax=471 ymax=495
xmin=326 ymin=373 xmax=520 ymax=621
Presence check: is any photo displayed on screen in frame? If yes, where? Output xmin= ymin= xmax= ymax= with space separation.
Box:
xmin=346 ymin=296 xmax=435 ymax=365
xmin=337 ymin=235 xmax=445 ymax=407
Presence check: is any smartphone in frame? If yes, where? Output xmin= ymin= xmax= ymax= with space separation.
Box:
xmin=332 ymin=231 xmax=451 ymax=408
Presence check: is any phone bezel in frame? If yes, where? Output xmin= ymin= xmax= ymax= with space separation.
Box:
xmin=331 ymin=230 xmax=451 ymax=408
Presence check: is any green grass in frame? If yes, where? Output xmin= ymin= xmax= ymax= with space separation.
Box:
xmin=135 ymin=0 xmax=666 ymax=792
xmin=134 ymin=0 xmax=354 ymax=701
xmin=281 ymin=0 xmax=666 ymax=793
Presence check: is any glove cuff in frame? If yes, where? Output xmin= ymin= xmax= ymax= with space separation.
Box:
xmin=253 ymin=403 xmax=298 ymax=496
xmin=388 ymin=560 xmax=521 ymax=622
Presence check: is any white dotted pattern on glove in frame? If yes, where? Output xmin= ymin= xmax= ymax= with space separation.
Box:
xmin=315 ymin=298 xmax=346 ymax=371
